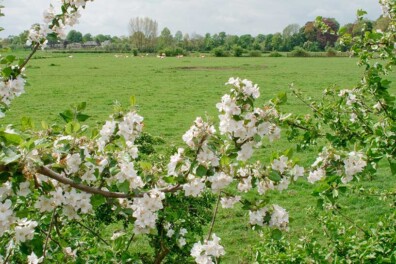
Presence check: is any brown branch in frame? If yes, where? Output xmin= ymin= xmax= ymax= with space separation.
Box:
xmin=38 ymin=166 xmax=134 ymax=198
xmin=19 ymin=43 xmax=40 ymax=71
xmin=154 ymin=241 xmax=170 ymax=264
xmin=37 ymin=166 xmax=182 ymax=199
xmin=4 ymin=247 xmax=13 ymax=264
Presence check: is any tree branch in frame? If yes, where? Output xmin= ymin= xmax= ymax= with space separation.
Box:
xmin=19 ymin=43 xmax=40 ymax=71
xmin=37 ymin=166 xmax=182 ymax=199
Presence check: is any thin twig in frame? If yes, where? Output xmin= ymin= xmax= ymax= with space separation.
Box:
xmin=19 ymin=43 xmax=40 ymax=71
xmin=43 ymin=209 xmax=57 ymax=260
xmin=4 ymin=248 xmax=13 ymax=264
xmin=125 ymin=233 xmax=135 ymax=252
xmin=207 ymin=193 xmax=222 ymax=241
xmin=335 ymin=209 xmax=367 ymax=234
xmin=76 ymin=221 xmax=110 ymax=246
xmin=38 ymin=227 xmax=62 ymax=248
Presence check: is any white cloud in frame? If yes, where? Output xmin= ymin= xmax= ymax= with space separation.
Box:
xmin=0 ymin=0 xmax=382 ymax=37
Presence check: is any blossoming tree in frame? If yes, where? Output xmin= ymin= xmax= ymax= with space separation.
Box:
xmin=0 ymin=0 xmax=395 ymax=263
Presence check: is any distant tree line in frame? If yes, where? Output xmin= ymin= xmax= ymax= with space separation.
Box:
xmin=0 ymin=15 xmax=390 ymax=56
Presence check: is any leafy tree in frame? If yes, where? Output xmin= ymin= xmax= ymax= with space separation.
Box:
xmin=66 ymin=29 xmax=83 ymax=43
xmin=157 ymin=27 xmax=174 ymax=50
xmin=238 ymin=34 xmax=254 ymax=49
xmin=282 ymin=24 xmax=300 ymax=38
xmin=128 ymin=17 xmax=158 ymax=52
xmin=174 ymin=30 xmax=183 ymax=43
xmin=82 ymin=33 xmax=93 ymax=42
xmin=271 ymin=33 xmax=283 ymax=51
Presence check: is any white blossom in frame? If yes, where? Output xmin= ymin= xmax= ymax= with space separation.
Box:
xmin=191 ymin=234 xmax=225 ymax=264
xmin=307 ymin=168 xmax=326 ymax=184
xmin=27 ymin=252 xmax=43 ymax=264
xmin=15 ymin=219 xmax=38 ymax=243
xmin=220 ymin=196 xmax=241 ymax=209
xmin=269 ymin=205 xmax=289 ymax=230
xmin=208 ymin=172 xmax=233 ymax=193
xmin=65 ymin=153 xmax=82 ymax=174
xmin=290 ymin=165 xmax=305 ymax=181
xmin=271 ymin=156 xmax=289 ymax=174
xmin=249 ymin=208 xmax=268 ymax=226
xmin=183 ymin=175 xmax=206 ymax=197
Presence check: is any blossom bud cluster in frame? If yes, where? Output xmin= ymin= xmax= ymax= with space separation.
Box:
xmin=249 ymin=204 xmax=289 ymax=230
xmin=34 ymin=187 xmax=92 ymax=219
xmin=0 ymin=199 xmax=38 ymax=244
xmin=27 ymin=1 xmax=93 ymax=47
xmin=308 ymin=147 xmax=367 ymax=184
xmin=183 ymin=117 xmax=216 ymax=148
xmin=191 ymin=234 xmax=225 ymax=264
xmin=130 ymin=190 xmax=165 ymax=234
xmin=164 ymin=222 xmax=188 ymax=247
xmin=217 ymin=77 xmax=281 ymax=161
xmin=0 ymin=76 xmax=25 ymax=117
xmin=183 ymin=174 xmax=206 ymax=197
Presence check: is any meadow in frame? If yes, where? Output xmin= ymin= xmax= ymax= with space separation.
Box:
xmin=2 ymin=51 xmax=395 ymax=262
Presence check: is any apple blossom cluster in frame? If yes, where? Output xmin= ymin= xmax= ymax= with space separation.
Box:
xmin=127 ymin=190 xmax=165 ymax=234
xmin=164 ymin=222 xmax=188 ymax=247
xmin=0 ymin=185 xmax=38 ymax=245
xmin=27 ymin=0 xmax=94 ymax=47
xmin=220 ymin=196 xmax=241 ymax=209
xmin=0 ymin=75 xmax=25 ymax=117
xmin=183 ymin=174 xmax=206 ymax=197
xmin=183 ymin=117 xmax=216 ymax=148
xmin=191 ymin=234 xmax=225 ymax=264
xmin=249 ymin=204 xmax=289 ymax=231
xmin=307 ymin=147 xmax=367 ymax=184
xmin=217 ymin=77 xmax=281 ymax=161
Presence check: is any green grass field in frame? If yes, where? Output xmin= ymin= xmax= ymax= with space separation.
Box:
xmin=2 ymin=51 xmax=395 ymax=263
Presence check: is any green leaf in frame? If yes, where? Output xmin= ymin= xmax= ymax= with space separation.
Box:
xmin=59 ymin=109 xmax=74 ymax=123
xmin=357 ymin=9 xmax=368 ymax=17
xmin=0 ymin=171 xmax=10 ymax=184
xmin=268 ymin=171 xmax=281 ymax=182
xmin=312 ymin=182 xmax=330 ymax=196
xmin=163 ymin=176 xmax=177 ymax=184
xmin=139 ymin=161 xmax=152 ymax=171
xmin=2 ymin=66 xmax=12 ymax=77
xmin=196 ymin=165 xmax=207 ymax=177
xmin=77 ymin=102 xmax=87 ymax=111
xmin=1 ymin=131 xmax=22 ymax=144
xmin=117 ymin=181 xmax=130 ymax=193
xmin=41 ymin=121 xmax=49 ymax=130
xmin=220 ymin=155 xmax=231 ymax=167
xmin=271 ymin=229 xmax=283 ymax=240
xmin=316 ymin=198 xmax=324 ymax=209
xmin=130 ymin=96 xmax=136 ymax=106
xmin=276 ymin=92 xmax=287 ymax=105
xmin=76 ymin=113 xmax=90 ymax=122
xmin=21 ymin=116 xmax=34 ymax=130
xmin=5 ymin=55 xmax=15 ymax=63
xmin=91 ymin=194 xmax=106 ymax=209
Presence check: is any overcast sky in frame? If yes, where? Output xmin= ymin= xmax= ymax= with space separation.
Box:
xmin=0 ymin=0 xmax=383 ymax=38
